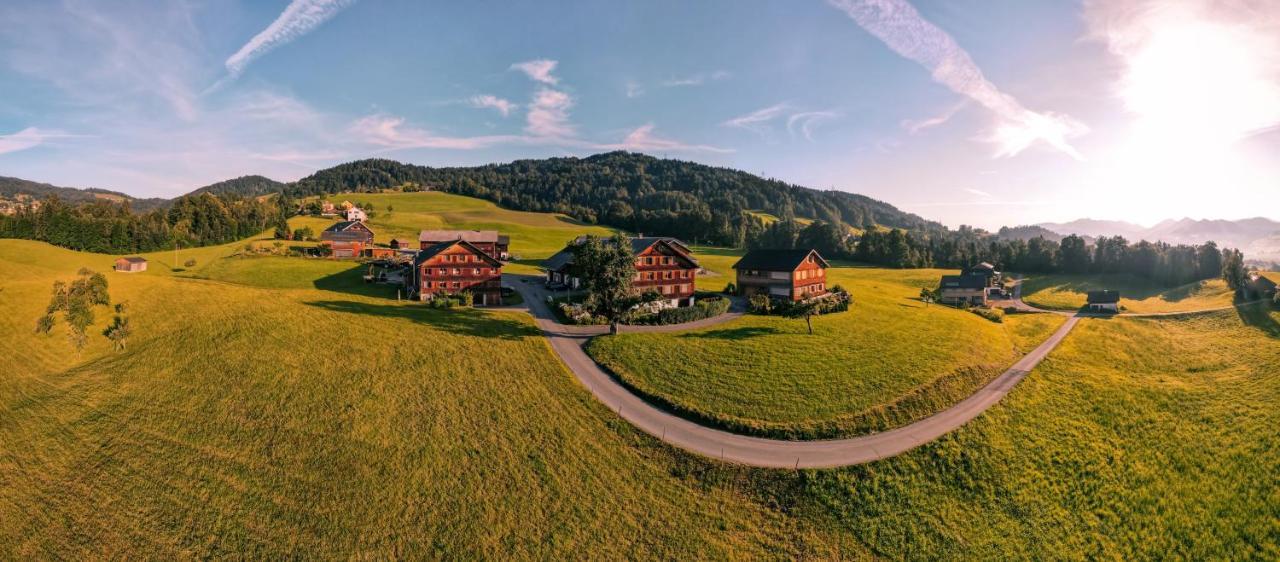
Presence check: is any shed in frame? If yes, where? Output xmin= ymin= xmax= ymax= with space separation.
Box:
xmin=114 ymin=256 xmax=148 ymax=273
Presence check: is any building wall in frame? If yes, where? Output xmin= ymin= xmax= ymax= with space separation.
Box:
xmin=415 ymin=245 xmax=503 ymax=305
xmin=737 ymin=260 xmax=828 ymax=301
xmin=633 ymin=243 xmax=697 ymax=306
xmin=940 ymin=288 xmax=986 ymax=305
xmin=792 ymin=257 xmax=827 ymax=300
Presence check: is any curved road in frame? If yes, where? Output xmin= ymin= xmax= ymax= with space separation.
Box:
xmin=507 ymin=275 xmax=1080 ymax=468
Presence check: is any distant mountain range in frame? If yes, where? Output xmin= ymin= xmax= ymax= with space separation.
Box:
xmin=1039 ymin=218 xmax=1280 ymax=261
xmin=0 ymin=176 xmax=169 ymax=211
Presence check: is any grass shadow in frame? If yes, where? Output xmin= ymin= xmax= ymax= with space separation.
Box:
xmin=313 ymin=264 xmax=403 ymax=299
xmin=303 ymin=299 xmax=540 ymax=340
xmin=680 ymin=326 xmax=780 ymax=340
xmin=1236 ymin=302 xmax=1280 ymax=338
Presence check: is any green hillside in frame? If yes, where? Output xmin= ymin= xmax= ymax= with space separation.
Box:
xmin=1021 ymin=273 xmax=1237 ymax=313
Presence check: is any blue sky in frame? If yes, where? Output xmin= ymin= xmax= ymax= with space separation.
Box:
xmin=1 ymin=0 xmax=1278 ymax=229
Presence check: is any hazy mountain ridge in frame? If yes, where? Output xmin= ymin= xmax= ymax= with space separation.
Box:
xmin=1039 ymin=217 xmax=1280 ymax=260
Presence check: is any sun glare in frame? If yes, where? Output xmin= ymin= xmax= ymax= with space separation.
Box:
xmin=1100 ymin=15 xmax=1280 ymax=224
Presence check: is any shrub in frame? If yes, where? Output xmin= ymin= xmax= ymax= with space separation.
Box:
xmin=969 ymin=307 xmax=1004 ymax=323
xmin=723 ymin=282 xmax=737 ymax=295
xmin=558 ymin=302 xmax=604 ymax=324
xmin=184 ymin=259 xmax=197 ymax=268
xmin=629 ymin=297 xmax=731 ymax=326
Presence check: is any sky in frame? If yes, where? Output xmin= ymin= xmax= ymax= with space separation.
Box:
xmin=1 ymin=0 xmax=1278 ymax=230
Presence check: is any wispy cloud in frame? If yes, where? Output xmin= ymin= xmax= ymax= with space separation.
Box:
xmin=661 ymin=70 xmax=732 ymax=87
xmin=349 ymin=114 xmax=515 ymax=151
xmin=224 ymin=0 xmax=358 ymax=79
xmin=525 ymin=88 xmax=575 ymax=138
xmin=625 ymin=80 xmax=644 ymax=98
xmin=722 ymin=103 xmax=792 ymax=137
xmin=604 ymin=124 xmax=732 ymax=154
xmin=964 ymin=187 xmax=993 ymax=198
xmin=468 ymin=94 xmax=517 ymax=117
xmin=510 ymin=59 xmax=560 ymax=85
xmin=0 ymin=127 xmax=73 ymax=155
xmin=787 ymin=111 xmax=842 ymax=142
xmin=827 ymin=0 xmax=1087 ymax=160
xmin=902 ymin=101 xmax=967 ymax=135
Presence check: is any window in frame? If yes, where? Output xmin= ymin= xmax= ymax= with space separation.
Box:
xmin=662 ymin=256 xmax=671 ymax=265
xmin=453 ymin=268 xmax=461 ymax=275
xmin=451 ymin=282 xmax=459 ymax=289
xmin=473 ymin=268 xmax=480 ymax=275
xmin=662 ymin=285 xmax=671 ymax=294
xmin=664 ymin=271 xmax=672 ymax=280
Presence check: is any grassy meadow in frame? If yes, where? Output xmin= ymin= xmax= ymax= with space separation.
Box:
xmin=0 ymin=239 xmax=865 ymax=559
xmin=1020 ymin=273 xmax=1236 ymax=313
xmin=316 ymin=191 xmax=617 ymax=275
xmin=2 ymin=190 xmax=1276 ymax=559
xmin=588 ymin=267 xmax=1067 ymax=439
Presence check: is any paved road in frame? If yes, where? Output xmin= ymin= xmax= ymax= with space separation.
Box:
xmin=505 ymin=274 xmax=1081 ymax=468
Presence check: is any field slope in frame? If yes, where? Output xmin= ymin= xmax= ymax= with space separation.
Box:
xmin=588 ymin=267 xmax=1067 ymax=439
xmin=1020 ymin=273 xmax=1236 ymax=313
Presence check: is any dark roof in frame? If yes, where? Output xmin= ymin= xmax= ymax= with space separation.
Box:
xmin=323 ymin=220 xmax=365 ymax=233
xmin=732 ymin=249 xmax=829 ymax=271
xmin=497 ymin=235 xmax=510 ymax=246
xmin=1249 ymin=274 xmax=1277 ymax=291
xmin=413 ymin=239 xmax=503 ymax=268
xmin=543 ymin=247 xmax=575 ymax=272
xmin=1087 ymin=290 xmax=1121 ymax=304
xmin=940 ymin=275 xmax=987 ymax=289
xmin=543 ymin=236 xmax=697 ymax=272
xmin=965 ymin=262 xmax=998 ymax=274
xmin=117 ymin=256 xmax=147 ymax=263
xmin=419 ymin=229 xmax=499 ymax=243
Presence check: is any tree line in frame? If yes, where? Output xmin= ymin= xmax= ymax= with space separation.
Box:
xmin=287 ymin=152 xmax=946 ymax=247
xmin=752 ymin=218 xmax=1235 ymax=286
xmin=0 ymin=192 xmax=289 ymax=254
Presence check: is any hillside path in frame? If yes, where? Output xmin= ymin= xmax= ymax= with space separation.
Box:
xmin=504 ymin=274 xmax=1080 ymax=468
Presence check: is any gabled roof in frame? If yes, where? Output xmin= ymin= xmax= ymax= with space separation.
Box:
xmin=966 ymin=262 xmax=998 ymax=274
xmin=117 ymin=256 xmax=147 ymax=263
xmin=413 ymin=239 xmax=503 ymax=268
xmin=1248 ymin=273 xmax=1277 ymax=291
xmin=419 ymin=230 xmax=499 ymax=243
xmin=323 ymin=220 xmax=369 ymax=233
xmin=940 ymin=275 xmax=987 ymax=289
xmin=732 ymin=249 xmax=829 ymax=271
xmin=1087 ymin=290 xmax=1121 ymax=304
xmin=544 ymin=236 xmax=698 ymax=272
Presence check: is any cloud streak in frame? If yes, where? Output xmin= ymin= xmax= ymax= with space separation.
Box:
xmin=0 ymin=127 xmax=55 ymax=155
xmin=722 ymin=103 xmax=792 ymax=137
xmin=787 ymin=111 xmax=842 ymax=142
xmin=224 ymin=0 xmax=357 ymax=78
xmin=604 ymin=124 xmax=733 ymax=154
xmin=468 ymin=94 xmax=517 ymax=117
xmin=510 ymin=59 xmax=560 ymax=85
xmin=827 ymin=0 xmax=1087 ymax=160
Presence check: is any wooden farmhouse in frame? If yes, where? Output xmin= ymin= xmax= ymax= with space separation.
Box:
xmin=938 ymin=275 xmax=988 ymax=306
xmin=1087 ymin=290 xmax=1121 ymax=312
xmin=962 ymin=262 xmax=1001 ymax=286
xmin=544 ymin=236 xmax=700 ymax=307
xmin=320 ymin=220 xmax=375 ymax=258
xmin=418 ymin=230 xmax=509 ymax=260
xmin=732 ymin=249 xmax=830 ymax=302
xmin=1246 ymin=273 xmax=1277 ymax=300
xmin=407 ymin=240 xmax=504 ymax=306
xmin=114 ymin=256 xmax=148 ymax=273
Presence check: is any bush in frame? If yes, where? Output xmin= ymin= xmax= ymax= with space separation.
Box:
xmin=969 ymin=307 xmax=1004 ymax=323
xmin=750 ymin=289 xmax=850 ymax=316
xmin=184 ymin=259 xmax=197 ymax=268
xmin=723 ymin=282 xmax=737 ymax=295
xmin=558 ymin=302 xmax=605 ymax=325
xmin=629 ymin=297 xmax=730 ymax=326
xmin=427 ymin=294 xmax=469 ymax=309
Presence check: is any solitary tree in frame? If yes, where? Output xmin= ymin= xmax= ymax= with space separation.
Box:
xmin=786 ymin=298 xmax=821 ymax=335
xmin=35 ymin=269 xmax=110 ymax=352
xmin=1221 ymin=249 xmax=1248 ymax=294
xmin=920 ymin=287 xmax=937 ymax=307
xmin=572 ymin=235 xmax=648 ymax=335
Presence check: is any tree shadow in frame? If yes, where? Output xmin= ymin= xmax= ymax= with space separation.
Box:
xmin=680 ymin=326 xmax=781 ymax=340
xmin=1236 ymin=303 xmax=1280 ymax=338
xmin=313 ymin=265 xmax=404 ymax=299
xmin=302 ymin=300 xmax=540 ymax=340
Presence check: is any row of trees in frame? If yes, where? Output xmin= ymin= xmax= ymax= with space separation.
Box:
xmin=287 ymin=152 xmax=945 ymax=247
xmin=751 ymin=218 xmax=1238 ymax=287
xmin=0 ymin=193 xmax=290 ymax=254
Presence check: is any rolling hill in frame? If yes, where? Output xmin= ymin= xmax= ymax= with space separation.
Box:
xmin=1039 ymin=217 xmax=1280 ymax=260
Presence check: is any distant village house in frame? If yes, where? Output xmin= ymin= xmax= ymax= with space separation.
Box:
xmin=320 ymin=220 xmax=375 ymax=259
xmin=545 ymin=236 xmax=700 ymax=307
xmin=114 ymin=256 xmax=148 ymax=273
xmin=419 ymin=230 xmax=510 ymax=261
xmin=1087 ymin=290 xmax=1121 ymax=313
xmin=938 ymin=275 xmax=988 ymax=306
xmin=1246 ymin=273 xmax=1277 ymax=300
xmin=346 ymin=206 xmax=368 ymax=222
xmin=407 ymin=240 xmax=504 ymax=306
xmin=733 ymin=249 xmax=830 ymax=302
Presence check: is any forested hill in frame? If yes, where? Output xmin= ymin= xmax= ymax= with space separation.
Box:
xmin=290 ymin=152 xmax=943 ymax=246
xmin=189 ymin=175 xmax=287 ymax=198
xmin=0 ymin=176 xmax=167 ymax=211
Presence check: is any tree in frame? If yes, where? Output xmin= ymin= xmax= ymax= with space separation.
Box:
xmin=920 ymin=287 xmax=937 ymax=307
xmin=786 ymin=299 xmax=821 ymax=335
xmin=35 ymin=269 xmax=110 ymax=352
xmin=1221 ymin=249 xmax=1248 ymax=293
xmin=572 ymin=235 xmax=643 ymax=335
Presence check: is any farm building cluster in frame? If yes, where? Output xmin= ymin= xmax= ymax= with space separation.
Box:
xmin=938 ymin=262 xmax=1003 ymax=306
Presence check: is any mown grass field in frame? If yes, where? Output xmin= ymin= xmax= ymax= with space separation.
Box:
xmin=313 ymin=191 xmax=617 ymax=275
xmin=588 ymin=267 xmax=1067 ymax=439
xmin=1020 ymin=273 xmax=1236 ymax=313
xmin=0 ymin=239 xmax=865 ymax=559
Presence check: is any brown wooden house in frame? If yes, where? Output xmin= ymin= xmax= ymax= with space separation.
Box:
xmin=114 ymin=256 xmax=148 ymax=273
xmin=543 ymin=236 xmax=700 ymax=307
xmin=320 ymin=220 xmax=375 ymax=259
xmin=418 ymin=230 xmax=509 ymax=260
xmin=733 ymin=249 xmax=829 ymax=301
xmin=407 ymin=240 xmax=504 ymax=306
